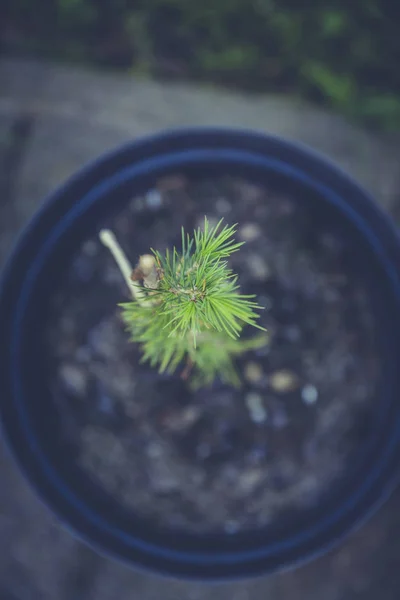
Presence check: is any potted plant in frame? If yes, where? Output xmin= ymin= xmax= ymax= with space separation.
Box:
xmin=98 ymin=218 xmax=268 ymax=389
xmin=0 ymin=127 xmax=400 ymax=581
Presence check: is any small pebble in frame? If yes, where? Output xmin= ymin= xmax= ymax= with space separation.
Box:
xmin=301 ymin=384 xmax=319 ymax=405
xmin=164 ymin=406 xmax=201 ymax=431
xmin=96 ymin=382 xmax=114 ymax=414
xmin=244 ymin=361 xmax=263 ymax=385
xmin=147 ymin=442 xmax=163 ymax=458
xmin=145 ymin=189 xmax=163 ymax=209
xmin=129 ymin=197 xmax=145 ymax=212
xmin=216 ymin=198 xmax=231 ymax=214
xmin=221 ymin=465 xmax=238 ymax=483
xmin=271 ymin=405 xmax=289 ymax=429
xmin=283 ymin=325 xmax=301 ymax=343
xmin=237 ymin=181 xmax=263 ymax=203
xmin=320 ymin=232 xmax=342 ymax=253
xmin=325 ymin=289 xmax=341 ymax=303
xmin=191 ymin=471 xmax=206 ymax=485
xmin=238 ymin=468 xmax=263 ymax=492
xmin=112 ymin=371 xmax=136 ymax=398
xmin=82 ymin=240 xmax=98 ymax=257
xmin=257 ymin=295 xmax=273 ymax=311
xmin=224 ymin=520 xmax=240 ymax=534
xmin=238 ymin=223 xmax=261 ymax=242
xmin=75 ymin=346 xmax=92 ymax=363
xmin=152 ymin=470 xmax=179 ymax=493
xmin=60 ymin=315 xmax=75 ymax=335
xmin=281 ymin=295 xmax=297 ymax=313
xmin=88 ymin=321 xmax=119 ymax=359
xmin=269 ymin=369 xmax=299 ymax=393
xmin=245 ymin=392 xmax=268 ymax=423
xmin=196 ymin=442 xmax=212 ymax=459
xmin=59 ymin=363 xmax=87 ymax=396
xmin=255 ymin=344 xmax=270 ymax=359
xmin=113 ymin=214 xmax=131 ymax=235
xmin=104 ymin=264 xmax=127 ymax=287
xmin=275 ymin=196 xmax=295 ymax=216
xmin=248 ymin=445 xmax=267 ymax=463
xmin=247 ymin=254 xmax=270 ymax=281
xmin=73 ymin=256 xmax=94 ymax=283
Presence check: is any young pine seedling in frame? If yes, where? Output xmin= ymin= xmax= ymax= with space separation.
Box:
xmin=99 ymin=218 xmax=268 ymax=389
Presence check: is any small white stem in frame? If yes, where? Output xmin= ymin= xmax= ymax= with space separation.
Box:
xmin=99 ymin=228 xmax=146 ymax=304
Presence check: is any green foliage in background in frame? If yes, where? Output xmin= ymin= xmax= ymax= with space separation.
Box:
xmin=120 ymin=218 xmax=266 ymax=389
xmin=2 ymin=0 xmax=400 ymax=130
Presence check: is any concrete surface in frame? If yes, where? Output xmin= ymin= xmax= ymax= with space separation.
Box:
xmin=1 ymin=57 xmax=400 ymax=600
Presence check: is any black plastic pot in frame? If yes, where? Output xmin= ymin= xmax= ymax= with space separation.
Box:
xmin=1 ymin=127 xmax=400 ymax=581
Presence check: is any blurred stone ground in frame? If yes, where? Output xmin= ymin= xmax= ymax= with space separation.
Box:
xmin=1 ymin=57 xmax=400 ymax=600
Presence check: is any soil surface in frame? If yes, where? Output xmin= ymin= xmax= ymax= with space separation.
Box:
xmin=46 ymin=175 xmax=379 ymax=534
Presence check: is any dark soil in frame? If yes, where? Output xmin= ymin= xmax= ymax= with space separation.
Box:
xmin=46 ymin=175 xmax=380 ymax=534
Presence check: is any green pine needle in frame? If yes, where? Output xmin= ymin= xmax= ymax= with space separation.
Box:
xmin=119 ymin=217 xmax=268 ymax=388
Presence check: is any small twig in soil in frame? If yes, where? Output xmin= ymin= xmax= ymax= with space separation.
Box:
xmin=99 ymin=228 xmax=146 ymax=305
